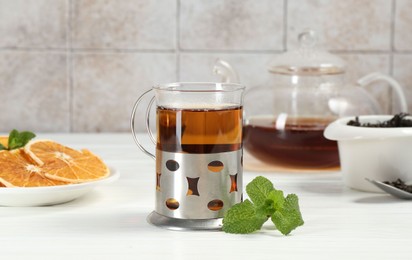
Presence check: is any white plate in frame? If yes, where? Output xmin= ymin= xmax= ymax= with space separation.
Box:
xmin=0 ymin=166 xmax=119 ymax=207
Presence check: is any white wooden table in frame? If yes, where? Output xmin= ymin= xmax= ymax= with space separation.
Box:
xmin=0 ymin=134 xmax=410 ymax=260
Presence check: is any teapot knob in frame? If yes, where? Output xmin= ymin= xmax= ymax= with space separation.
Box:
xmin=298 ymin=28 xmax=317 ymax=48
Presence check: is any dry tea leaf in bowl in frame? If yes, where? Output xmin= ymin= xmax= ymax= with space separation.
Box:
xmin=347 ymin=113 xmax=412 ymax=127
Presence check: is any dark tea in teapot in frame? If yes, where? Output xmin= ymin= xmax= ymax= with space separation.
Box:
xmin=244 ymin=116 xmax=339 ymax=168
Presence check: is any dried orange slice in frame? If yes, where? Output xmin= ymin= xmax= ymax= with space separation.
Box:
xmin=25 ymin=140 xmax=109 ymax=183
xmin=0 ymin=149 xmax=68 ymax=187
xmin=0 ymin=136 xmax=8 ymax=148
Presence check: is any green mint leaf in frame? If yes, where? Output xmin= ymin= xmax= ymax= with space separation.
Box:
xmin=222 ymin=199 xmax=268 ymax=234
xmin=17 ymin=131 xmax=36 ymax=146
xmin=8 ymin=129 xmax=19 ymax=149
xmin=246 ymin=176 xmax=274 ymax=206
xmin=223 ymin=176 xmax=304 ymax=236
xmin=256 ymin=189 xmax=285 ymax=217
xmin=271 ymin=194 xmax=304 ymax=235
xmin=7 ymin=129 xmax=36 ymax=150
xmin=0 ymin=143 xmax=6 ymax=151
xmin=256 ymin=198 xmax=276 ymax=217
xmin=267 ymin=189 xmax=285 ymax=210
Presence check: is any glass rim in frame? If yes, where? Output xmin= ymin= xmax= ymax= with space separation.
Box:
xmin=153 ymin=82 xmax=245 ymax=93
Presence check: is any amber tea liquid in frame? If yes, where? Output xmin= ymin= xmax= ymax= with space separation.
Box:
xmin=244 ymin=116 xmax=339 ymax=168
xmin=157 ymin=105 xmax=242 ymax=153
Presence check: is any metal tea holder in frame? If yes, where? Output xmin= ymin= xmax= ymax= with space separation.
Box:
xmin=130 ymin=84 xmax=243 ymax=231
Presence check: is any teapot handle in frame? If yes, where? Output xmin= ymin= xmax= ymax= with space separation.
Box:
xmin=213 ymin=59 xmax=240 ymax=83
xmin=357 ymin=72 xmax=408 ymax=113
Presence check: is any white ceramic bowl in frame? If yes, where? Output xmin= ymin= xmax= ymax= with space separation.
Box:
xmin=324 ymin=115 xmax=412 ymax=192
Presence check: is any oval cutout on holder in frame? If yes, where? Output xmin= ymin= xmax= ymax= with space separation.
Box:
xmin=166 ymin=198 xmax=179 ymax=210
xmin=207 ymin=161 xmax=224 ymax=172
xmin=207 ymin=199 xmax=224 ymax=211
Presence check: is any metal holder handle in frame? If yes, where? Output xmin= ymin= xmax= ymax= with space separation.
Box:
xmin=130 ymin=89 xmax=156 ymax=160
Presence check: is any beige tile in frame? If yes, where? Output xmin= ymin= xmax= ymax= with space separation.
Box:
xmin=179 ymin=53 xmax=392 ymax=114
xmin=0 ymin=0 xmax=67 ymax=48
xmin=179 ymin=53 xmax=275 ymax=89
xmin=288 ymin=0 xmax=391 ymax=51
xmin=180 ymin=53 xmax=393 ymax=114
xmin=180 ymin=53 xmax=391 ymax=93
xmin=180 ymin=53 xmax=392 ymax=119
xmin=338 ymin=53 xmax=392 ymax=113
xmin=0 ymin=51 xmax=69 ymax=132
xmin=73 ymin=53 xmax=176 ymax=132
xmin=180 ymin=0 xmax=284 ymax=50
xmin=393 ymin=54 xmax=412 ymax=113
xmin=72 ymin=0 xmax=176 ymax=50
xmin=395 ymin=0 xmax=412 ymax=51
xmin=338 ymin=54 xmax=391 ymax=83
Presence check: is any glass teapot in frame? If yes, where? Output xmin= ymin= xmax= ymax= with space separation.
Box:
xmin=224 ymin=29 xmax=408 ymax=169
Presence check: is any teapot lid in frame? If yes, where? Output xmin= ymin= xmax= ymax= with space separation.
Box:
xmin=268 ymin=29 xmax=346 ymax=76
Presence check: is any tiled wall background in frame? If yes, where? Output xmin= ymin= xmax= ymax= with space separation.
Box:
xmin=1 ymin=0 xmax=412 ymax=132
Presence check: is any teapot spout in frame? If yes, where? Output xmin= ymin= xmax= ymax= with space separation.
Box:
xmin=213 ymin=59 xmax=240 ymax=83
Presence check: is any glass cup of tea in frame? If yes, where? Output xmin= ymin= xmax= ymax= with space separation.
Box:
xmin=130 ymin=82 xmax=245 ymax=230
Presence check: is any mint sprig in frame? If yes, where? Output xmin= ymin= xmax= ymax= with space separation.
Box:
xmin=221 ymin=200 xmax=268 ymax=234
xmin=0 ymin=129 xmax=36 ymax=151
xmin=222 ymin=176 xmax=304 ymax=235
